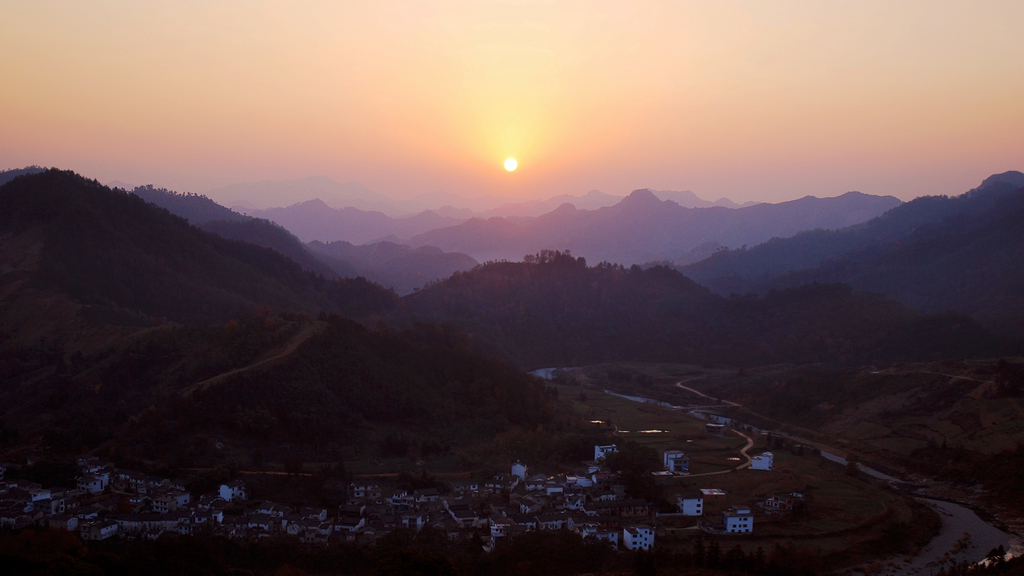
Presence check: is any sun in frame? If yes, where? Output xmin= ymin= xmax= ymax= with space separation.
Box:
xmin=504 ymin=158 xmax=517 ymax=171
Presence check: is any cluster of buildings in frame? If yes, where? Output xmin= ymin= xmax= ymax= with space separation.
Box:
xmin=0 ymin=452 xmax=662 ymax=551
xmin=0 ymin=440 xmax=793 ymax=548
xmin=670 ymin=448 xmax=784 ymax=535
xmin=675 ymin=488 xmax=753 ymax=534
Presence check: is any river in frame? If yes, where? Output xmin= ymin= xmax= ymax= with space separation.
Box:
xmin=881 ymin=499 xmax=1016 ymax=576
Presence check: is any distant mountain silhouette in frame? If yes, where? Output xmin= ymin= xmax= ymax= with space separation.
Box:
xmin=243 ymin=199 xmax=467 ymax=244
xmin=207 ymin=175 xmax=399 ymax=213
xmin=403 ymin=250 xmax=1012 ymax=368
xmin=410 ymin=189 xmax=902 ymax=265
xmin=0 ymin=170 xmax=399 ymax=346
xmin=308 ymin=240 xmax=477 ymax=295
xmin=682 ymin=171 xmax=1024 ymax=333
xmin=478 ymin=190 xmax=625 ymax=218
xmin=651 ymin=189 xmax=758 ymax=209
xmin=134 ymin=186 xmax=473 ymax=290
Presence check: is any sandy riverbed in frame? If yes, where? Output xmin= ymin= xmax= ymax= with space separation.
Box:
xmin=870 ymin=499 xmax=1015 ymax=576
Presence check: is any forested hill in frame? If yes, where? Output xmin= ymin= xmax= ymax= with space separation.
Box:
xmin=131 ymin=185 xmax=247 ymax=225
xmin=0 ymin=170 xmax=399 ymax=342
xmin=0 ymin=166 xmax=46 ymax=186
xmin=2 ymin=313 xmax=553 ymax=465
xmin=131 ymin=184 xmax=341 ymax=279
xmin=746 ymin=184 xmax=1024 ymax=334
xmin=199 ymin=218 xmax=341 ymax=279
xmin=403 ymin=250 xmax=1014 ymax=368
xmin=683 ymin=173 xmax=1024 ymax=334
xmin=682 ymin=171 xmax=1024 ymax=288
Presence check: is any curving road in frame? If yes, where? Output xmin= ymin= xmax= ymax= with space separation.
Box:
xmin=681 ymin=427 xmax=755 ymax=478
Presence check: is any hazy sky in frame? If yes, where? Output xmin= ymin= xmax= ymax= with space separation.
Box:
xmin=2 ymin=1 xmax=1022 ymax=204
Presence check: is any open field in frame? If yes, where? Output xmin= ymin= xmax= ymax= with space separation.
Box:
xmin=561 ymin=367 xmax=939 ymax=560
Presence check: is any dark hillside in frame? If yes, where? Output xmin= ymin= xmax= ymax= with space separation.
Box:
xmin=683 ymin=171 xmax=1024 ymax=289
xmin=131 ymin=185 xmax=246 ymax=225
xmin=200 ymin=218 xmax=339 ymax=279
xmin=0 ymin=170 xmax=399 ymax=336
xmin=403 ymin=250 xmax=1012 ymax=368
xmin=0 ymin=166 xmax=46 ymax=186
xmin=131 ymin=185 xmax=341 ymax=278
xmin=0 ymin=313 xmax=553 ymax=467
xmin=763 ymin=187 xmax=1024 ymax=333
xmin=689 ymin=182 xmax=1024 ymax=334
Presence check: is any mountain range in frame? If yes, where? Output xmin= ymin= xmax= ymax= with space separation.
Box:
xmin=226 ymin=183 xmax=898 ymax=266
xmin=241 ymin=199 xmax=465 ymax=245
xmin=0 ymin=169 xmax=400 ymax=349
xmin=2 ymin=167 xmax=1022 ymax=472
xmin=410 ymin=189 xmax=902 ymax=265
xmin=682 ymin=171 xmax=1024 ymax=334
xmin=199 ymin=174 xmax=757 ymax=218
xmin=308 ymin=240 xmax=477 ymax=295
xmin=130 ymin=184 xmax=477 ymax=294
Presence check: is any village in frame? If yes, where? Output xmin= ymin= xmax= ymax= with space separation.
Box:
xmin=0 ymin=434 xmax=796 ymax=553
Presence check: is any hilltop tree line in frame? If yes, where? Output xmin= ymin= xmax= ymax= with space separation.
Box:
xmin=404 ymin=250 xmax=1014 ymax=368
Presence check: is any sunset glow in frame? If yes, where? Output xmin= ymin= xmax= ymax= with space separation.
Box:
xmin=505 ymin=159 xmax=518 ymax=172
xmin=1 ymin=1 xmax=1022 ymax=204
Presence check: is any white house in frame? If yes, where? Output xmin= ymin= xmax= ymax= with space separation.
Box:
xmin=219 ymin=480 xmax=247 ymax=502
xmin=580 ymin=524 xmax=620 ymax=549
xmin=81 ymin=520 xmax=119 ymax=540
xmin=751 ymin=452 xmax=773 ymax=471
xmin=49 ymin=514 xmax=78 ymax=532
xmin=77 ymin=473 xmax=109 ymax=494
xmin=489 ymin=516 xmax=511 ymax=546
xmin=662 ymin=450 xmax=689 ymax=473
xmin=594 ymin=444 xmax=618 ymax=461
xmin=511 ymin=462 xmax=527 ymax=479
xmin=677 ymin=493 xmax=703 ymax=516
xmin=722 ymin=507 xmax=753 ymax=533
xmin=621 ymin=525 xmax=655 ymax=550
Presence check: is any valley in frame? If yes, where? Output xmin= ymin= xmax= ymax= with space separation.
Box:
xmin=1 ymin=169 xmax=1024 ymax=576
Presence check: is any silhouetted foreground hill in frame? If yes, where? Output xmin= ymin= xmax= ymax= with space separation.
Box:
xmin=0 ymin=170 xmax=399 ymax=342
xmin=200 ymin=218 xmax=341 ymax=279
xmin=403 ymin=250 xmax=1014 ymax=368
xmin=130 ymin=183 xmax=477 ymax=293
xmin=1 ymin=311 xmax=553 ymax=465
xmin=131 ymin=184 xmax=343 ymax=278
xmin=0 ymin=166 xmax=46 ymax=186
xmin=684 ymin=172 xmax=1024 ymax=333
xmin=131 ymin=184 xmax=247 ymax=225
xmin=309 ymin=239 xmax=477 ymax=295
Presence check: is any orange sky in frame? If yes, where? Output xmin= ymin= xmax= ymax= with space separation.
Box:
xmin=2 ymin=1 xmax=1022 ymax=204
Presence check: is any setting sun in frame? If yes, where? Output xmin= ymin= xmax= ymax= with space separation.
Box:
xmin=504 ymin=158 xmax=517 ymax=172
